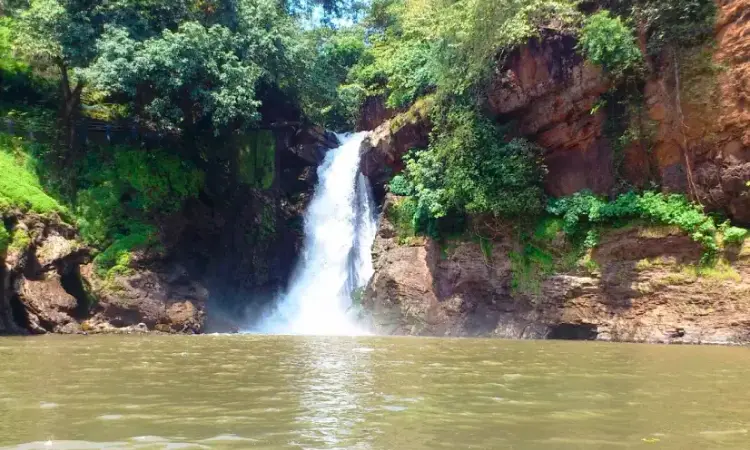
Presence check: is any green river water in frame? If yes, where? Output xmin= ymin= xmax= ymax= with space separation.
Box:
xmin=1 ymin=335 xmax=749 ymax=449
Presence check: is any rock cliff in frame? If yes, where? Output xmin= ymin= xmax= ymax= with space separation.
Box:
xmin=363 ymin=195 xmax=750 ymax=344
xmin=360 ymin=0 xmax=750 ymax=343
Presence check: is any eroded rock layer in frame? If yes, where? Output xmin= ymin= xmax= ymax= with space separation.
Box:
xmin=363 ymin=196 xmax=750 ymax=344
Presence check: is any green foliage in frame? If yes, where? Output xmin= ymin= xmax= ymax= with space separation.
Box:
xmin=296 ymin=26 xmax=368 ymax=130
xmin=93 ymin=222 xmax=157 ymax=277
xmin=387 ymin=174 xmax=412 ymax=196
xmin=509 ymin=216 xmax=592 ymax=297
xmin=344 ymin=0 xmax=580 ymax=113
xmin=479 ymin=236 xmax=492 ymax=261
xmin=534 ymin=216 xmax=564 ymax=241
xmin=115 ymin=149 xmax=204 ymax=212
xmin=599 ymin=0 xmax=716 ymax=56
xmin=0 ymin=17 xmax=55 ymax=104
xmin=394 ymin=107 xmax=546 ymax=236
xmin=13 ymin=0 xmax=97 ymax=71
xmin=87 ymin=22 xmax=263 ymax=133
xmin=635 ymin=0 xmax=716 ymax=55
xmin=548 ymin=191 xmax=720 ymax=260
xmin=0 ymin=105 xmax=57 ymax=134
xmin=387 ymin=196 xmax=419 ymax=245
xmin=578 ymin=10 xmax=642 ymax=76
xmin=720 ymin=223 xmax=748 ymax=246
xmin=8 ymin=226 xmax=31 ymax=252
xmin=0 ymin=133 xmax=67 ymax=216
xmin=71 ymin=145 xmax=203 ymax=271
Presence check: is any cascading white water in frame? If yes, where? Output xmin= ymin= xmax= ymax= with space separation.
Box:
xmin=256 ymin=132 xmax=377 ymax=335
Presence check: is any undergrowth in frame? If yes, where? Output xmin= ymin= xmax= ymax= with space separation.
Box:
xmin=0 ymin=131 xmax=203 ymax=276
xmin=547 ymin=190 xmax=728 ymax=262
xmin=0 ymin=133 xmax=67 ymax=217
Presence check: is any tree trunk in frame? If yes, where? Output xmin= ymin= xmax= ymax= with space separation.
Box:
xmin=56 ymin=59 xmax=83 ymax=154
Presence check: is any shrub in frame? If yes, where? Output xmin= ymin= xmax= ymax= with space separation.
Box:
xmin=548 ymin=190 xmax=720 ymax=260
xmin=93 ymin=222 xmax=158 ymax=277
xmin=722 ymin=225 xmax=748 ymax=246
xmin=578 ymin=10 xmax=642 ymax=76
xmin=636 ymin=0 xmax=717 ymax=56
xmin=387 ymin=196 xmax=419 ymax=245
xmin=388 ymin=174 xmax=412 ymax=196
xmin=400 ymin=107 xmax=546 ymax=228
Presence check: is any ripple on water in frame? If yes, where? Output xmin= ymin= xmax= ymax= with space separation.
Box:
xmin=199 ymin=434 xmax=257 ymax=443
xmin=699 ymin=429 xmax=749 ymax=437
xmin=381 ymin=405 xmax=408 ymax=412
xmin=6 ymin=440 xmax=127 ymax=449
xmin=97 ymin=414 xmax=124 ymax=421
xmin=130 ymin=435 xmax=169 ymax=443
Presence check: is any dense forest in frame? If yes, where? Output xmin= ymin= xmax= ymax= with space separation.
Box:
xmin=1 ymin=0 xmax=749 ymax=336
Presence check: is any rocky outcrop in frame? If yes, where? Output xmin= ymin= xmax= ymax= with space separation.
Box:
xmin=356 ymin=95 xmax=400 ymax=132
xmin=363 ymin=195 xmax=750 ymax=344
xmin=358 ymin=1 xmax=750 ymax=224
xmin=486 ymin=33 xmax=612 ymax=196
xmin=482 ymin=1 xmax=750 ymax=221
xmin=359 ymin=99 xmax=432 ymax=199
xmin=81 ymin=261 xmax=207 ymax=334
xmin=0 ymin=211 xmax=209 ymax=335
xmin=0 ymin=213 xmax=87 ymax=334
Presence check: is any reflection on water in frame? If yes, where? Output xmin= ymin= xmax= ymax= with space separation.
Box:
xmin=293 ymin=338 xmax=373 ymax=449
xmin=1 ymin=335 xmax=750 ymax=449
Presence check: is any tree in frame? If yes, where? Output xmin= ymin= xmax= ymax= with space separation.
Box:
xmin=86 ymin=22 xmax=263 ymax=135
xmin=13 ymin=0 xmax=97 ymax=148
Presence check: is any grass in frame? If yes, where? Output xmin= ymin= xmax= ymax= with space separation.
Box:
xmin=7 ymin=226 xmax=30 ymax=252
xmin=635 ymin=256 xmax=742 ymax=285
xmin=0 ymin=134 xmax=67 ymax=217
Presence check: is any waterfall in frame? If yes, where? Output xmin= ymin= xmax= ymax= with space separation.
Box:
xmin=256 ymin=132 xmax=377 ymax=335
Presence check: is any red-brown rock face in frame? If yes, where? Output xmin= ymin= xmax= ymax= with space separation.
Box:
xmin=486 ymin=34 xmax=612 ymax=196
xmin=652 ymin=0 xmax=750 ymax=224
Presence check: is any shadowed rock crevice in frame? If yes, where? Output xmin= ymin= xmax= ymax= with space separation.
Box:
xmin=547 ymin=323 xmax=598 ymax=340
xmin=9 ymin=294 xmax=30 ymax=333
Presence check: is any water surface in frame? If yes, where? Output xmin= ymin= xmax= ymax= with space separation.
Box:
xmin=1 ymin=335 xmax=749 ymax=449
